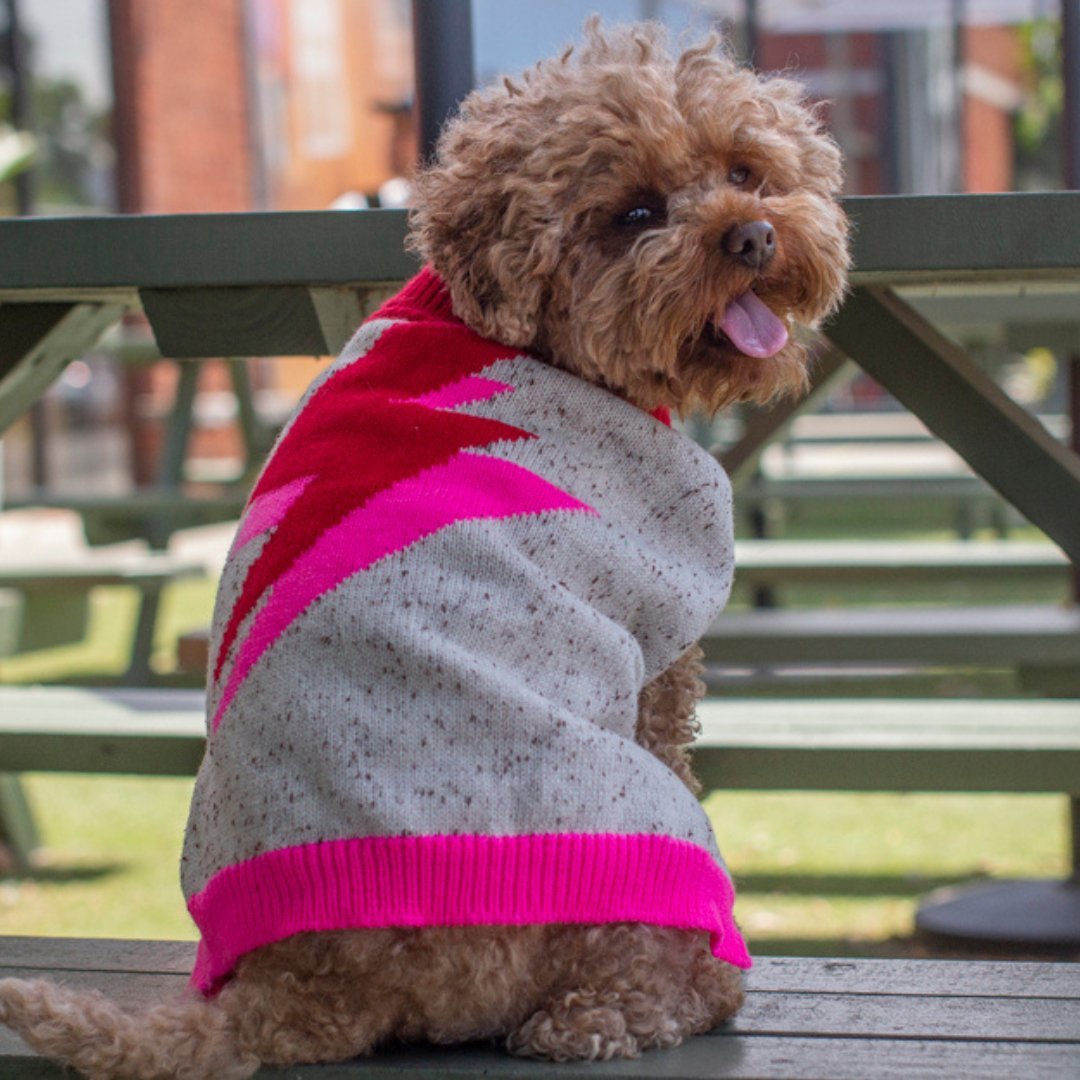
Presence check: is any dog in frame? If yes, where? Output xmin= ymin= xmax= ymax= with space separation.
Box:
xmin=0 ymin=20 xmax=848 ymax=1077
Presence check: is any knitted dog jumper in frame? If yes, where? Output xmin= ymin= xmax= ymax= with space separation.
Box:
xmin=182 ymin=269 xmax=751 ymax=993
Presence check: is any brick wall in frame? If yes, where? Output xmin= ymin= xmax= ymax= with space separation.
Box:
xmin=108 ymin=0 xmax=256 ymax=481
xmin=962 ymin=26 xmax=1021 ymax=193
xmin=109 ymin=0 xmax=253 ymax=212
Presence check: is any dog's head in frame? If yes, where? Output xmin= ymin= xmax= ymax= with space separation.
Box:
xmin=409 ymin=20 xmax=850 ymax=415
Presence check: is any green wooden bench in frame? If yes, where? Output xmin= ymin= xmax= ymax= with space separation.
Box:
xmin=0 ymin=937 xmax=1077 ymax=1077
xmin=777 ymin=411 xmax=1068 ymax=449
xmin=731 ymin=539 xmax=1069 ymax=600
xmin=5 ymin=490 xmax=248 ymax=550
xmin=0 ymin=553 xmax=206 ymax=683
xmin=735 ymin=473 xmax=1013 ymax=539
xmin=0 ymin=554 xmax=207 ymax=867
xmin=701 ymin=603 xmax=1080 ymax=689
xmin=5 ymin=687 xmax=1078 ymax=797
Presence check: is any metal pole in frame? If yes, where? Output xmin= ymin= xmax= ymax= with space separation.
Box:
xmin=744 ymin=0 xmax=759 ymax=69
xmin=1058 ymin=0 xmax=1080 ymax=886
xmin=3 ymin=0 xmax=34 ymax=214
xmin=1063 ymin=0 xmax=1080 ymax=189
xmin=952 ymin=0 xmax=966 ymax=192
xmin=411 ymin=0 xmax=474 ymax=163
xmin=3 ymin=0 xmax=47 ymax=489
xmin=1065 ymin=2 xmax=1080 ymax=600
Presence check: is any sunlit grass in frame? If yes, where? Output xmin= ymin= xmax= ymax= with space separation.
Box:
xmin=705 ymin=790 xmax=1069 ymax=956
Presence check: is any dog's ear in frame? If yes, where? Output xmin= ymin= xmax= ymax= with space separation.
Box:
xmin=407 ymin=94 xmax=561 ymax=349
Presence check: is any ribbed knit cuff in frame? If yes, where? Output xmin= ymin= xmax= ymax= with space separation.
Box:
xmin=188 ymin=832 xmax=751 ymax=993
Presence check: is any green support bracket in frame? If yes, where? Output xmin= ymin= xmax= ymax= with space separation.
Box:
xmin=0 ymin=302 xmax=127 ymax=435
xmin=824 ymin=286 xmax=1080 ymax=564
xmin=140 ymin=285 xmax=374 ymax=360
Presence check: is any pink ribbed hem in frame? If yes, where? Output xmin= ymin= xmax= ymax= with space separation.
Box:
xmin=188 ymin=833 xmax=751 ymax=993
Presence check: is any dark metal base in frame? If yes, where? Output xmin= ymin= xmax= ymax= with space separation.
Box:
xmin=915 ymin=878 xmax=1080 ymax=946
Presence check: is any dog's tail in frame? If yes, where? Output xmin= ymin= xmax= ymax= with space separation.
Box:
xmin=0 ymin=977 xmax=259 ymax=1079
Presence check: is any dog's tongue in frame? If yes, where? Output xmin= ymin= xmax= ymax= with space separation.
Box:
xmin=718 ymin=291 xmax=788 ymax=358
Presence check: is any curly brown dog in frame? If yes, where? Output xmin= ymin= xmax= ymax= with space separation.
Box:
xmin=0 ymin=21 xmax=847 ymax=1078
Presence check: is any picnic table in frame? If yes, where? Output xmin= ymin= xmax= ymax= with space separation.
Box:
xmin=1 ymin=193 xmax=1078 ymax=944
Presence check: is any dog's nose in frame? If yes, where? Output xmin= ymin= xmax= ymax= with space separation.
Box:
xmin=722 ymin=220 xmax=776 ymax=271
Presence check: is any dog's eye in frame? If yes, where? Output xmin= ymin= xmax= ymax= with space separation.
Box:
xmin=618 ymin=206 xmax=657 ymax=227
xmin=728 ymin=166 xmax=753 ymax=187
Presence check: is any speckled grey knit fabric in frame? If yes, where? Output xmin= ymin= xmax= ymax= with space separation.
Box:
xmin=180 ymin=272 xmax=745 ymax=985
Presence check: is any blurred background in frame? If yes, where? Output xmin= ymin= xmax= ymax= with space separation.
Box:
xmin=1 ymin=1 xmax=1077 ymax=960
xmin=0 ymin=0 xmax=1072 ymax=496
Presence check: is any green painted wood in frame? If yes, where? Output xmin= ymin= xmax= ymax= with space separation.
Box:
xmin=7 ymin=968 xmax=1070 ymax=1044
xmin=4 ymin=688 xmax=1080 ymax=794
xmin=0 ymin=688 xmax=205 ymax=775
xmin=732 ymin=540 xmax=1068 ymax=585
xmin=736 ymin=474 xmax=998 ymax=500
xmin=3 ymin=196 xmax=1080 ymax=298
xmin=142 ymin=285 xmax=386 ymax=359
xmin=0 ymin=302 xmax=125 ymax=435
xmin=0 ymin=555 xmax=205 ymax=590
xmin=7 ymin=941 xmax=1079 ymax=1000
xmin=0 ymin=591 xmax=21 ymax=657
xmin=5 ymin=490 xmax=248 ymax=548
xmin=718 ymin=347 xmax=850 ymax=481
xmin=0 ymin=304 xmax=69 ymax=375
xmin=787 ymin=411 xmax=1066 ymax=446
xmin=844 ymin=192 xmax=1080 ymax=284
xmin=0 ymin=210 xmax=416 ymax=296
xmin=745 ymin=956 xmax=1080 ymax=998
xmin=0 ymin=937 xmax=195 ymax=975
xmin=275 ymin=1040 xmax=1080 ymax=1080
xmin=0 ymin=775 xmax=39 ymax=868
xmin=0 ymin=941 xmax=1077 ymax=1078
xmin=824 ymin=286 xmax=1080 ymax=564
xmin=693 ymin=699 xmax=1080 ymax=794
xmin=1 ymin=1036 xmax=1075 ymax=1080
xmin=0 ymin=557 xmax=204 ymax=676
xmin=12 ymin=590 xmax=88 ymax=653
xmin=704 ymin=604 xmax=1080 ymax=667
xmin=734 ymin=990 xmax=1080 ymax=1041
xmin=141 ymin=286 xmax=334 ymax=359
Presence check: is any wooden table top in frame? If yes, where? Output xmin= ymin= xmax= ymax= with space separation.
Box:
xmin=0 ymin=937 xmax=1077 ymax=1077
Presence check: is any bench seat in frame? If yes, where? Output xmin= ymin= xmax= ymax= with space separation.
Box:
xmin=5 ymin=490 xmax=247 ymax=549
xmin=0 ymin=937 xmax=1077 ymax=1078
xmin=0 ymin=553 xmax=206 ymax=681
xmin=703 ymin=604 xmax=1080 ymax=669
xmin=731 ymin=539 xmax=1069 ymax=588
xmin=695 ymin=698 xmax=1080 ymax=794
xmin=2 ymin=688 xmax=1078 ymax=798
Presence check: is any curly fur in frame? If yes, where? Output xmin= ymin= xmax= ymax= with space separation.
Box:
xmin=410 ymin=19 xmax=849 ymax=415
xmin=0 ymin=20 xmax=846 ymax=1077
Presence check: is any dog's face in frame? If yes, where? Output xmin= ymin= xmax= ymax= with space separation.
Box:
xmin=410 ymin=21 xmax=850 ymax=415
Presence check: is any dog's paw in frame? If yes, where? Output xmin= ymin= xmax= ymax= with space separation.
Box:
xmin=507 ymin=1005 xmax=638 ymax=1061
xmin=506 ymin=988 xmax=682 ymax=1061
